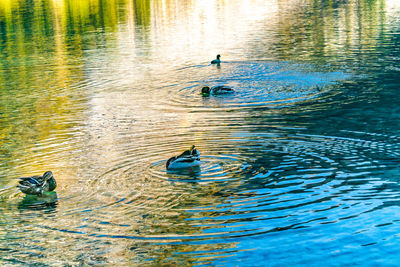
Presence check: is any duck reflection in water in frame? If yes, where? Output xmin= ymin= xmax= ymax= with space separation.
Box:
xmin=18 ymin=191 xmax=58 ymax=211
xmin=166 ymin=165 xmax=201 ymax=178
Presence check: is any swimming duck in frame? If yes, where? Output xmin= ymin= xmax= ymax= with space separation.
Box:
xmin=166 ymin=145 xmax=201 ymax=170
xmin=17 ymin=171 xmax=57 ymax=196
xmin=211 ymin=54 xmax=221 ymax=64
xmin=201 ymin=86 xmax=235 ymax=96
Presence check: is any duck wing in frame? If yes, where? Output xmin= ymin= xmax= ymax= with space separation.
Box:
xmin=178 ymin=148 xmax=199 ymax=159
xmin=18 ymin=176 xmax=44 ymax=186
xmin=174 ymin=156 xmax=198 ymax=163
xmin=179 ymin=149 xmax=192 ymax=157
xmin=166 ymin=156 xmax=178 ymax=169
xmin=190 ymin=148 xmax=200 ymax=158
xmin=212 ymin=86 xmax=234 ymax=92
xmin=17 ymin=175 xmax=46 ymax=195
xmin=166 ymin=155 xmax=201 ymax=170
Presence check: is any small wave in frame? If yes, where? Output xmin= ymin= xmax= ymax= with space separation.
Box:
xmin=157 ymin=61 xmax=351 ymax=111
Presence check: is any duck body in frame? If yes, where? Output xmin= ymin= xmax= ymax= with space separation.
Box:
xmin=17 ymin=171 xmax=57 ymax=196
xmin=201 ymin=86 xmax=235 ymax=96
xmin=166 ymin=145 xmax=201 ymax=170
xmin=211 ymin=54 xmax=221 ymax=64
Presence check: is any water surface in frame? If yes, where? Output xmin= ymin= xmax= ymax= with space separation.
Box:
xmin=0 ymin=0 xmax=399 ymax=265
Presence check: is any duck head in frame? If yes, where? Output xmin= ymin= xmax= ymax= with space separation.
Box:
xmin=201 ymin=86 xmax=211 ymax=96
xmin=43 ymin=171 xmax=54 ymax=181
xmin=216 ymin=54 xmax=221 ymax=60
xmin=190 ymin=145 xmax=200 ymax=157
xmin=44 ymin=171 xmax=57 ymax=191
xmin=190 ymin=145 xmax=197 ymax=154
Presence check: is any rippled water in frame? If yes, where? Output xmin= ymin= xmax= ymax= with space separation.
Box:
xmin=0 ymin=0 xmax=399 ymax=265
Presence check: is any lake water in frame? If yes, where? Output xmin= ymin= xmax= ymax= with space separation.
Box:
xmin=0 ymin=0 xmax=399 ymax=265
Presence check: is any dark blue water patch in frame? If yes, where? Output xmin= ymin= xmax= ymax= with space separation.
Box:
xmin=212 ymin=209 xmax=400 ymax=266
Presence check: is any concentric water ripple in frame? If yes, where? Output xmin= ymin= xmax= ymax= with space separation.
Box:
xmin=5 ymin=127 xmax=394 ymax=248
xmin=1 ymin=65 xmax=398 ymax=264
xmin=158 ymin=61 xmax=352 ymax=111
xmin=1 ymin=95 xmax=399 ymax=265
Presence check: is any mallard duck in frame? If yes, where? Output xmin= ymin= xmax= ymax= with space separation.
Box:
xmin=211 ymin=54 xmax=221 ymax=64
xmin=201 ymin=86 xmax=235 ymax=96
xmin=166 ymin=145 xmax=201 ymax=170
xmin=17 ymin=171 xmax=57 ymax=196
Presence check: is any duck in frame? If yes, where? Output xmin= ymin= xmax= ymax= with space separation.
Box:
xmin=211 ymin=54 xmax=221 ymax=64
xmin=166 ymin=145 xmax=201 ymax=170
xmin=17 ymin=171 xmax=57 ymax=196
xmin=201 ymin=86 xmax=235 ymax=96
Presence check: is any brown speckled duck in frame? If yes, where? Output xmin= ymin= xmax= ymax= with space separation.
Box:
xmin=17 ymin=171 xmax=57 ymax=196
